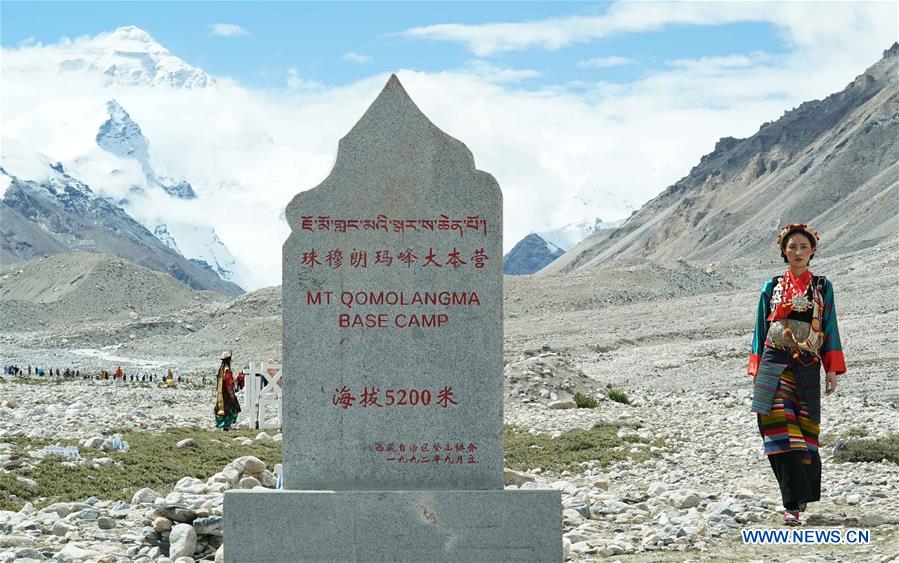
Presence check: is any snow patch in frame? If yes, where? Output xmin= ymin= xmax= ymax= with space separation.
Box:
xmin=537 ymin=218 xmax=621 ymax=251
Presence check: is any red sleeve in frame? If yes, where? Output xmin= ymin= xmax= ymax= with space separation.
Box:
xmin=822 ymin=350 xmax=846 ymax=375
xmin=747 ymin=353 xmax=761 ymax=376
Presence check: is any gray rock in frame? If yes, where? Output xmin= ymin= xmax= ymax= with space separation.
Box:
xmin=192 ymin=516 xmax=223 ymax=536
xmin=259 ymin=470 xmax=277 ymax=488
xmin=169 ymin=523 xmax=197 ymax=560
xmin=502 ymin=468 xmax=535 ymax=487
xmin=561 ymin=497 xmax=590 ymax=518
xmin=238 ymin=476 xmax=262 ymax=489
xmin=156 ymin=505 xmax=198 ymax=523
xmin=13 ymin=547 xmax=42 ymax=561
xmin=176 ymin=438 xmax=197 ymax=449
xmin=671 ymin=491 xmax=701 ymax=509
xmin=40 ymin=503 xmax=72 ymax=518
xmin=52 ymin=521 xmax=72 ymax=536
xmin=548 ymin=399 xmax=577 ymax=410
xmin=70 ymin=508 xmax=100 ymax=521
xmin=97 ymin=516 xmax=116 ymax=529
xmin=109 ymin=500 xmax=131 ymax=517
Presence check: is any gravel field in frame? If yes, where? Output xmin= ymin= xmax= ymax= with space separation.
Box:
xmin=1 ymin=240 xmax=897 ymax=561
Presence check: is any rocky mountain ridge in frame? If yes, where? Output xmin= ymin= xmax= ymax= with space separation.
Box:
xmin=544 ymin=43 xmax=899 ymax=274
xmin=0 ymin=149 xmax=244 ymax=297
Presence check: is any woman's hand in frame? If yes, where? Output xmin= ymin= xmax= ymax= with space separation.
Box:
xmin=825 ymin=371 xmax=838 ymax=395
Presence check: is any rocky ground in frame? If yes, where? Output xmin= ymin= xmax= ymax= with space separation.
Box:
xmin=0 ymin=241 xmax=897 ymax=561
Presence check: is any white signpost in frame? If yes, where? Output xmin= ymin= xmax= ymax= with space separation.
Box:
xmin=241 ymin=361 xmax=283 ymax=430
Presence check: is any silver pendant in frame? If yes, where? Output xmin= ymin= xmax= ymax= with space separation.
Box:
xmin=790 ymin=294 xmax=810 ymax=312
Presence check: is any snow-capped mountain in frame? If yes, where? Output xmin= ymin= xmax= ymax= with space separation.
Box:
xmin=155 ymin=223 xmax=252 ymax=286
xmin=0 ymin=137 xmax=242 ymax=296
xmin=95 ymin=99 xmax=197 ymax=199
xmin=92 ymin=99 xmax=248 ymax=284
xmin=2 ymin=95 xmax=250 ymax=288
xmin=502 ymin=234 xmax=565 ymax=276
xmin=96 ymin=99 xmax=153 ymax=177
xmin=58 ymin=25 xmax=213 ymax=89
xmin=503 ymin=217 xmax=622 ymax=275
xmin=536 ymin=217 xmax=622 ymax=251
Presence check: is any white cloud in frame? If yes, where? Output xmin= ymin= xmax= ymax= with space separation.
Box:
xmin=460 ymin=60 xmax=540 ymax=83
xmin=286 ymin=67 xmax=325 ymax=91
xmin=577 ymin=56 xmax=635 ymax=69
xmin=341 ymin=51 xmax=372 ymax=64
xmin=1 ymin=11 xmax=894 ymax=289
xmin=209 ymin=23 xmax=250 ymax=37
xmin=402 ymin=2 xmax=896 ymax=57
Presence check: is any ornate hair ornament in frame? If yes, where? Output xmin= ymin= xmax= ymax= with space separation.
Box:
xmin=777 ymin=223 xmax=820 ymax=249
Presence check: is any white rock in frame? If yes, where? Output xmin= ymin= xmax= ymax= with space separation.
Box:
xmin=169 ymin=523 xmax=198 ymax=559
xmin=176 ymin=438 xmax=197 ymax=449
xmin=214 ymin=545 xmax=224 ymax=563
xmin=131 ymin=487 xmax=160 ymax=505
xmin=56 ymin=544 xmax=100 ymax=560
xmin=174 ymin=476 xmax=205 ymax=493
xmin=233 ymin=455 xmax=266 ymax=475
xmin=83 ymin=436 xmax=104 ymax=449
xmin=255 ymin=432 xmax=273 ymax=442
xmin=222 ymin=467 xmax=241 ymax=484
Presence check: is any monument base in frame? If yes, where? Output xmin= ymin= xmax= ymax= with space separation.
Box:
xmin=224 ymin=489 xmax=561 ymax=562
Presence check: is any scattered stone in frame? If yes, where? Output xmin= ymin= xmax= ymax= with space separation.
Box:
xmin=169 ymin=523 xmax=197 ymax=559
xmin=238 ymin=476 xmax=262 ymax=489
xmin=153 ymin=517 xmax=173 ymax=532
xmin=503 ymin=468 xmax=535 ymax=487
xmin=548 ymin=399 xmax=577 ymax=410
xmin=97 ymin=516 xmax=116 ymax=529
xmin=132 ymin=487 xmax=160 ymax=505
xmin=156 ymin=505 xmax=198 ymax=524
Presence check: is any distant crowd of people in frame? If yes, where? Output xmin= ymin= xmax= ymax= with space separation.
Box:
xmin=3 ymin=364 xmax=205 ymax=387
xmin=4 ymin=364 xmax=81 ymax=378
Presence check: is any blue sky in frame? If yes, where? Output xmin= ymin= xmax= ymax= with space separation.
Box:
xmin=2 ymin=2 xmax=789 ymax=90
xmin=2 ymin=2 xmax=895 ymax=288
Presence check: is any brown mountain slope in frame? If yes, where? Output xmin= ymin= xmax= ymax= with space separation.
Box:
xmin=544 ymin=43 xmax=899 ymax=275
xmin=0 ymin=252 xmax=226 ymax=331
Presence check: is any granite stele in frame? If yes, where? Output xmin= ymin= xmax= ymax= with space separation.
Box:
xmin=224 ymin=75 xmax=561 ymax=562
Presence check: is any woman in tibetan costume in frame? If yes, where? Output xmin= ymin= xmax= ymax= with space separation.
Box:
xmin=214 ymin=352 xmax=241 ymax=430
xmin=748 ymin=224 xmax=846 ymax=526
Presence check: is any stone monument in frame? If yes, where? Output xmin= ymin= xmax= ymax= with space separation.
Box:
xmin=225 ymin=75 xmax=561 ymax=562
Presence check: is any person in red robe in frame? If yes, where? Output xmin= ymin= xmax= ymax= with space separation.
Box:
xmin=214 ymin=352 xmax=241 ymax=430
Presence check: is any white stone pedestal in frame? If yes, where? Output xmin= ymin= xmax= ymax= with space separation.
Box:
xmin=224 ymin=489 xmax=561 ymax=562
